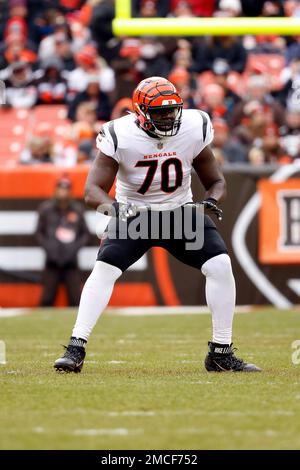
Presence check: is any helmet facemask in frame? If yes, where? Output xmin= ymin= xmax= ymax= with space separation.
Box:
xmin=144 ymin=104 xmax=183 ymax=137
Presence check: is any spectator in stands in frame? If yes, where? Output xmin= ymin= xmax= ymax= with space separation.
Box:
xmin=211 ymin=58 xmax=241 ymax=114
xmin=247 ymin=147 xmax=265 ymax=165
xmin=192 ymin=36 xmax=247 ymax=74
xmin=172 ymin=39 xmax=193 ymax=71
xmin=4 ymin=60 xmax=37 ymax=108
xmin=199 ymin=83 xmax=230 ymax=120
xmin=38 ymin=15 xmax=73 ymax=62
xmin=285 ymin=36 xmax=300 ymax=65
xmin=76 ymin=0 xmax=94 ymax=29
xmin=20 ymin=121 xmax=83 ymax=167
xmin=35 ymin=56 xmax=68 ymax=104
xmin=110 ymin=40 xmax=144 ymax=102
xmin=52 ymin=32 xmax=76 ymax=71
xmin=260 ymin=123 xmax=286 ymax=163
xmin=67 ymin=75 xmax=111 ymax=121
xmin=111 ymin=97 xmax=133 ymax=119
xmin=0 ymin=0 xmax=7 ymax=42
xmin=27 ymin=4 xmax=61 ymax=47
xmin=4 ymin=0 xmax=28 ymax=40
xmin=280 ymin=56 xmax=300 ymax=86
xmin=132 ymin=0 xmax=170 ymax=17
xmin=90 ymin=0 xmax=116 ymax=63
xmin=284 ymin=1 xmax=300 ymax=17
xmin=211 ymin=118 xmax=248 ymax=164
xmin=280 ymin=110 xmax=300 ymax=159
xmin=214 ymin=0 xmax=241 ymax=17
xmin=53 ymin=138 xmax=79 ymax=167
xmin=239 ymin=0 xmax=284 ymax=17
xmin=58 ymin=0 xmax=86 ymax=15
xmin=229 ymin=74 xmax=286 ymax=128
xmin=278 ymin=57 xmax=300 ymax=108
xmin=70 ymin=101 xmax=99 ymax=161
xmin=139 ymin=37 xmax=172 ymax=77
xmin=240 ymin=0 xmax=265 ymax=16
xmin=20 ymin=135 xmax=54 ymax=164
xmin=0 ymin=31 xmax=37 ymax=70
xmin=248 ymin=135 xmax=289 ymax=165
xmin=36 ymin=177 xmax=90 ymax=307
xmin=139 ymin=0 xmax=159 ymax=17
xmin=171 ymin=1 xmax=194 ymax=16
xmin=67 ymin=44 xmax=115 ymax=97
xmin=170 ymin=0 xmax=216 ymax=16
xmin=261 ymin=1 xmax=285 ymax=17
xmin=168 ymin=67 xmax=196 ymax=108
xmin=234 ymin=103 xmax=288 ymax=164
xmin=247 ymin=34 xmax=286 ymax=54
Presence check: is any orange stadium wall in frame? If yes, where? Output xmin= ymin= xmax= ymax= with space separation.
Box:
xmin=0 ymin=165 xmax=299 ymax=308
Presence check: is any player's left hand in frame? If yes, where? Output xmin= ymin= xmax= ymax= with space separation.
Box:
xmin=114 ymin=202 xmax=138 ymax=222
xmin=200 ymin=198 xmax=223 ymax=221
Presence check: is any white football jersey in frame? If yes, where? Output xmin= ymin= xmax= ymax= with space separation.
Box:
xmin=96 ymin=109 xmax=214 ymax=209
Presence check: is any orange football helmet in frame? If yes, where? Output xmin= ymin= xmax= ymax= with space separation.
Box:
xmin=132 ymin=76 xmax=183 ymax=137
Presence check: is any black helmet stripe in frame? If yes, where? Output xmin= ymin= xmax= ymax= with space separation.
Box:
xmin=148 ymin=91 xmax=182 ymax=105
xmin=142 ymin=84 xmax=160 ymax=103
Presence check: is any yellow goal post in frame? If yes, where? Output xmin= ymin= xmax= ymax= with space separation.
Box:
xmin=113 ymin=0 xmax=300 ymax=36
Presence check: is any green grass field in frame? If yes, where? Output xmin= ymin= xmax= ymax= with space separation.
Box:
xmin=0 ymin=308 xmax=300 ymax=450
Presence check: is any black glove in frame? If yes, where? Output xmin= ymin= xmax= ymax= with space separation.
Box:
xmin=98 ymin=202 xmax=138 ymax=221
xmin=112 ymin=202 xmax=138 ymax=222
xmin=200 ymin=198 xmax=223 ymax=221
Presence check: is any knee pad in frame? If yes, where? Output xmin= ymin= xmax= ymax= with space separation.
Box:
xmin=87 ymin=260 xmax=122 ymax=287
xmin=201 ymin=253 xmax=233 ymax=281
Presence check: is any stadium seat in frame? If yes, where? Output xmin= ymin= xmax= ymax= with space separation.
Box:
xmin=0 ymin=137 xmax=27 ymax=165
xmin=0 ymin=108 xmax=31 ymax=131
xmin=33 ymin=105 xmax=71 ymax=140
xmin=0 ymin=105 xmax=71 ymax=166
xmin=0 ymin=108 xmax=31 ymax=165
xmin=33 ymin=105 xmax=68 ymax=122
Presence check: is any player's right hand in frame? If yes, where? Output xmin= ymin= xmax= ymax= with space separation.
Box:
xmin=112 ymin=202 xmax=138 ymax=222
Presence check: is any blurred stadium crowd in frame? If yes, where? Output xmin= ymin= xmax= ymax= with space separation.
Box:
xmin=1 ymin=0 xmax=300 ymax=167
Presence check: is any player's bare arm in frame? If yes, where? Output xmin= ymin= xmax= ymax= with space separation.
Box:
xmin=192 ymin=145 xmax=226 ymax=220
xmin=84 ymin=150 xmax=118 ymax=210
xmin=192 ymin=144 xmax=226 ymax=202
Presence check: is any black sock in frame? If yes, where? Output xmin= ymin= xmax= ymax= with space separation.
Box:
xmin=208 ymin=341 xmax=232 ymax=354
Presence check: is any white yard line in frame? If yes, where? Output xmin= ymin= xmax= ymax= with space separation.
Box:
xmin=73 ymin=428 xmax=143 ymax=437
xmin=107 ymin=360 xmax=127 ymax=364
xmin=99 ymin=409 xmax=294 ymax=418
xmin=0 ymin=308 xmax=31 ymax=318
xmin=107 ymin=306 xmax=253 ymax=316
xmin=0 ymin=306 xmax=253 ymax=318
xmin=106 ymin=411 xmax=156 ymax=417
xmin=2 ymin=305 xmax=294 ymax=319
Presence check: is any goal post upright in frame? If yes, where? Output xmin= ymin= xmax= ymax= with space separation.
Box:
xmin=115 ymin=0 xmax=131 ymax=20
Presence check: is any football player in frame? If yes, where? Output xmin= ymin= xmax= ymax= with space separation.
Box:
xmin=54 ymin=77 xmax=261 ymax=373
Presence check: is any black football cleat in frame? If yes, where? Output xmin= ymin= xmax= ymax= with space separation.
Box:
xmin=54 ymin=345 xmax=86 ymax=373
xmin=204 ymin=341 xmax=262 ymax=372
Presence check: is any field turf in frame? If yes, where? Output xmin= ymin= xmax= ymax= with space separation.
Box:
xmin=0 ymin=308 xmax=300 ymax=450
